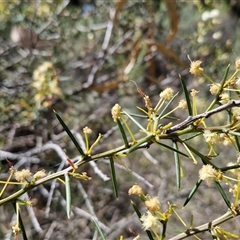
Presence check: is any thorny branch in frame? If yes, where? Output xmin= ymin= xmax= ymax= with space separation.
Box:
xmin=169 ymin=207 xmax=240 ymax=240
xmin=166 ymin=100 xmax=240 ymax=133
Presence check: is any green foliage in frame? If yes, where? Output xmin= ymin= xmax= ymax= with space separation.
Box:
xmin=2 ymin=1 xmax=240 ymax=239
xmin=2 ymin=61 xmax=240 ymax=239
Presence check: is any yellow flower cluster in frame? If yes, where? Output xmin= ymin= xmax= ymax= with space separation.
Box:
xmin=128 ymin=185 xmax=162 ymax=233
xmin=128 ymin=184 xmax=144 ymax=196
xmin=226 ymin=162 xmax=240 ymax=197
xmin=199 ymin=164 xmax=218 ymax=186
xmin=219 ymin=133 xmax=234 ymax=146
xmin=209 ymin=84 xmax=220 ymax=95
xmin=203 ymin=130 xmax=234 ymax=146
xmin=190 ymin=89 xmax=199 ymax=97
xmin=12 ymin=223 xmax=21 ymax=235
xmin=144 ymin=196 xmax=161 ymax=212
xmin=219 ymin=93 xmax=229 ymax=104
xmin=203 ymin=130 xmax=219 ymax=144
xmin=160 ymin=88 xmax=174 ymax=101
xmin=111 ymin=103 xmax=121 ymax=122
xmin=233 ymin=107 xmax=240 ymax=121
xmin=190 ymin=60 xmax=204 ymax=75
xmin=33 ymin=169 xmax=46 ymax=180
xmin=14 ymin=169 xmax=46 ymax=182
xmin=32 ymin=61 xmax=62 ymax=108
xmin=14 ymin=169 xmax=31 ymax=182
xmin=178 ymin=99 xmax=187 ymax=110
xmin=235 ymin=59 xmax=240 ymax=70
xmin=140 ymin=211 xmax=160 ymax=232
xmin=83 ymin=126 xmax=92 ymax=134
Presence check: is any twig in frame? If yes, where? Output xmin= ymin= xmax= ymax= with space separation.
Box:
xmin=102 ymin=159 xmax=154 ymax=189
xmin=73 ymin=206 xmax=109 ymax=232
xmin=142 ymin=149 xmax=158 ymax=165
xmin=169 ymin=209 xmax=240 ymax=240
xmin=75 ymin=132 xmax=110 ymax=181
xmin=102 ymin=8 xmax=115 ymax=51
xmin=76 ymin=181 xmax=96 ymax=216
xmin=0 ymin=150 xmax=39 ymax=162
xmin=81 ymin=5 xmax=129 ymax=90
xmin=55 ymin=189 xmax=110 ymax=232
xmin=105 ymin=213 xmax=139 ymax=239
xmin=81 ymin=7 xmax=115 ymax=89
xmin=43 ymin=221 xmax=57 ymax=240
xmin=108 ymin=29 xmax=134 ymax=55
xmin=36 ymin=0 xmax=70 ymax=36
xmin=167 ymin=100 xmax=240 ymax=133
xmin=38 ymin=143 xmax=67 ymax=217
xmin=24 ymin=193 xmax=43 ymax=234
xmin=76 ymin=22 xmax=108 ymax=33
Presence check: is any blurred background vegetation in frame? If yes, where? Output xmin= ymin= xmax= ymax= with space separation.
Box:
xmin=1 ymin=0 xmax=240 ymax=239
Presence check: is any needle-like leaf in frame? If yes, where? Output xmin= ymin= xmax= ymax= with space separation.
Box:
xmin=64 ymin=173 xmax=71 ymax=219
xmin=92 ymin=218 xmax=106 ymax=240
xmin=54 ymin=110 xmax=85 ymax=156
xmin=122 ymin=110 xmax=146 ymax=132
xmin=155 ymin=141 xmax=189 ymax=158
xmin=179 ymin=75 xmax=192 ymax=116
xmin=110 ymin=157 xmax=118 ymax=198
xmin=173 ymin=141 xmax=181 ymax=190
xmin=116 ymin=119 xmax=129 ymax=148
xmin=214 ymin=181 xmax=231 ymax=209
xmin=183 ymin=179 xmax=202 ymax=206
